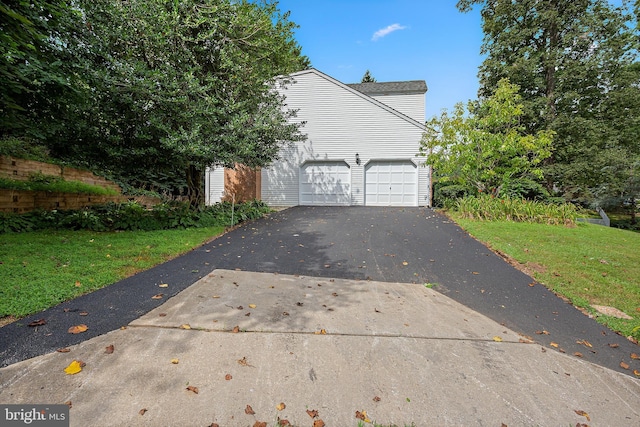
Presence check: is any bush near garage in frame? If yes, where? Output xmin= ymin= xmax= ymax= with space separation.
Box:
xmin=0 ymin=200 xmax=271 ymax=233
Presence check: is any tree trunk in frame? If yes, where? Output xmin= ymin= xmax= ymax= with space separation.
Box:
xmin=186 ymin=164 xmax=203 ymax=208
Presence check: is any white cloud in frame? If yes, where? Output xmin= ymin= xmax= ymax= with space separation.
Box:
xmin=372 ymin=23 xmax=407 ymax=41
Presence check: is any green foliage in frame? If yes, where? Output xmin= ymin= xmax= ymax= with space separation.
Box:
xmin=420 ymin=79 xmax=554 ymax=197
xmin=2 ymin=1 xmax=309 ymax=203
xmin=457 ymin=0 xmax=640 ymax=211
xmin=43 ymin=0 xmax=309 ymax=205
xmin=0 ymin=137 xmax=50 ymax=161
xmin=0 ymin=200 xmax=271 ymax=234
xmin=361 ymin=69 xmax=377 ymax=83
xmin=452 ymin=195 xmax=578 ymax=225
xmin=0 ymin=175 xmax=119 ymax=195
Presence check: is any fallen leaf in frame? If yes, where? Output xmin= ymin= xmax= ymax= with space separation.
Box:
xmin=373 ymin=396 xmax=381 ymax=402
xmin=232 ymin=325 xmax=240 ymax=333
xmin=225 ymin=374 xmax=232 ymax=381
xmin=574 ymin=410 xmax=590 ymax=421
xmin=64 ymin=360 xmax=83 ymax=375
xmin=159 ymin=313 xmax=167 ymax=317
xmin=105 ymin=344 xmax=114 ymax=354
xmin=212 ymin=295 xmax=220 ymax=298
xmin=620 ymin=361 xmax=630 ymax=370
xmin=64 ymin=401 xmax=72 ymax=408
xmin=238 ymin=356 xmax=253 ymax=367
xmin=75 ymin=281 xmax=81 ymax=287
xmin=314 ymin=329 xmax=327 ymax=335
xmin=631 ymin=353 xmax=639 ymax=360
xmin=139 ymin=408 xmax=147 ymax=416
xmin=245 ymin=405 xmax=255 ymax=415
xmin=79 ymin=311 xmax=88 ymax=316
xmin=535 ymin=330 xmax=550 ymax=335
xmin=186 ymin=385 xmax=198 ymax=394
xmin=237 ymin=306 xmax=244 ymax=310
xmin=68 ymin=324 xmax=88 ymax=334
xmin=28 ymin=318 xmax=46 ymax=327
xmin=324 ymin=264 xmax=331 ymax=268
xmin=277 ymin=420 xmax=291 ymax=426
xmin=249 ymin=304 xmax=257 ymax=309
xmin=151 ymin=293 xmax=164 ymax=299
xmin=210 ymin=423 xmax=219 ymax=427
xmin=159 ymin=283 xmax=169 ymax=288
xmin=528 ymin=282 xmax=535 ymax=287
xmin=609 ymin=343 xmax=620 ymax=348
xmin=576 ymin=339 xmax=593 ymax=348
xmin=56 ymin=348 xmax=70 ymax=353
xmin=355 ymin=410 xmax=368 ymax=421
xmin=472 ymin=271 xmax=479 ymax=275
xmin=276 ymin=402 xmax=286 ymax=411
xmin=574 ymin=352 xmax=583 ymax=358
xmin=313 ymin=420 xmax=325 ymax=427
xmin=171 ymin=358 xmax=179 ymax=364
xmin=296 ymin=302 xmax=304 ymax=306
xmin=331 ymin=292 xmax=338 ymax=297
xmin=181 ymin=324 xmax=191 ymax=330
xmin=550 ymin=342 xmax=559 ymax=348
xmin=306 ymin=409 xmax=319 ymax=418
xmin=633 ymin=369 xmax=640 ymax=377
xmin=253 ymin=422 xmax=267 ymax=427
xmin=402 ymin=261 xmax=408 ymax=266
xmin=493 ymin=336 xmax=503 ymax=342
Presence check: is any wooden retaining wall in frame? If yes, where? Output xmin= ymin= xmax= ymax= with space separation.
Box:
xmin=0 ymin=157 xmax=162 ymax=213
xmin=0 ymin=156 xmax=122 ymax=193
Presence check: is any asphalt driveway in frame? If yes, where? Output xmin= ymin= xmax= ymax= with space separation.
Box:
xmin=1 ymin=206 xmax=638 ymax=378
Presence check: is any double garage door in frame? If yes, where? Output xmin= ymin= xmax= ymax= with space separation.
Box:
xmin=300 ymin=160 xmax=417 ymax=206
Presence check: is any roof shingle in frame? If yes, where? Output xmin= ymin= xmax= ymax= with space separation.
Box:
xmin=346 ymin=80 xmax=428 ymax=95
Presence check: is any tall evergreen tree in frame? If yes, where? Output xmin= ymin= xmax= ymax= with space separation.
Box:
xmin=361 ymin=69 xmax=377 ymax=83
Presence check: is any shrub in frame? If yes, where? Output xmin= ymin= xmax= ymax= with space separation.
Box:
xmin=0 ymin=200 xmax=272 ymax=234
xmin=452 ymin=195 xmax=578 ymax=225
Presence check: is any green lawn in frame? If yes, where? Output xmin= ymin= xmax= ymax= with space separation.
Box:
xmin=0 ymin=227 xmax=224 ymax=319
xmin=453 ymin=215 xmax=640 ymax=339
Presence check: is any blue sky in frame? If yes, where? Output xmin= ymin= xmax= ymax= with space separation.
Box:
xmin=276 ymin=0 xmax=485 ymax=120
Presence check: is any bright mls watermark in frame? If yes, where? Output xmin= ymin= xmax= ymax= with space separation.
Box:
xmin=1 ymin=405 xmax=69 ymax=426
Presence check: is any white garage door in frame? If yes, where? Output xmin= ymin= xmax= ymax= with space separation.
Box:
xmin=300 ymin=161 xmax=351 ymax=205
xmin=365 ymin=160 xmax=417 ymax=206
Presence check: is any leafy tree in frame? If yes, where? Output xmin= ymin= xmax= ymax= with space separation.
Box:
xmin=46 ymin=0 xmax=309 ymax=206
xmin=456 ymin=0 xmax=639 ymax=212
xmin=361 ymin=69 xmax=377 ymax=83
xmin=420 ymin=79 xmax=554 ymax=198
xmin=0 ymin=0 xmax=84 ymax=137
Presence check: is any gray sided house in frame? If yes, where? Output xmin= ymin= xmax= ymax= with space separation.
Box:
xmin=206 ymin=68 xmax=430 ymax=207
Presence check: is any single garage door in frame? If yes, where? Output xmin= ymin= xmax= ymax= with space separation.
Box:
xmin=365 ymin=160 xmax=417 ymax=206
xmin=300 ymin=161 xmax=351 ymax=205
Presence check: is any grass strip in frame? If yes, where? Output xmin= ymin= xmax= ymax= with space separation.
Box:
xmin=0 ymin=226 xmax=224 ymax=318
xmin=452 ymin=215 xmax=640 ymax=339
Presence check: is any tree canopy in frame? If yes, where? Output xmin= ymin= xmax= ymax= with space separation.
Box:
xmin=1 ymin=0 xmax=310 ymax=205
xmin=361 ymin=69 xmax=377 ymax=83
xmin=420 ymin=79 xmax=554 ymax=198
xmin=457 ymin=0 xmax=640 ymax=219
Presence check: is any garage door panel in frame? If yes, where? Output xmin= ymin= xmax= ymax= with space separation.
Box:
xmin=300 ymin=161 xmax=351 ymax=206
xmin=365 ymin=160 xmax=417 ymax=207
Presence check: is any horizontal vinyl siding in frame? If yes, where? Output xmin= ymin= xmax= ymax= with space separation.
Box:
xmin=205 ymin=167 xmax=225 ymax=205
xmin=261 ymin=144 xmax=300 ymax=207
xmin=370 ymin=93 xmax=425 ymax=123
xmin=266 ymin=70 xmax=429 ymax=207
